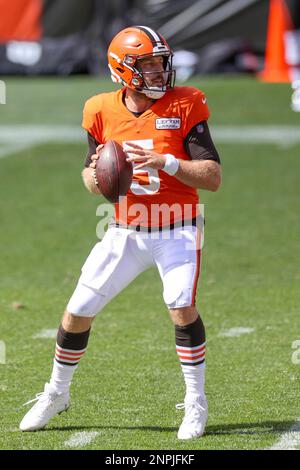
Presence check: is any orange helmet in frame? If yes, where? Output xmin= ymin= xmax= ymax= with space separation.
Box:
xmin=107 ymin=25 xmax=175 ymax=99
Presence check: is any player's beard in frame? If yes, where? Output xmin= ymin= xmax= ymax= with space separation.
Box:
xmin=142 ymin=71 xmax=168 ymax=99
xmin=143 ymin=71 xmax=167 ymax=88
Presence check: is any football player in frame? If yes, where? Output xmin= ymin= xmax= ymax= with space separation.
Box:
xmin=20 ymin=26 xmax=221 ymax=440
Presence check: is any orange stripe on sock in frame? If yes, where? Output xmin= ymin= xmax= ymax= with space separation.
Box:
xmin=55 ymin=348 xmax=85 ymax=357
xmin=176 ymin=345 xmax=205 ymax=354
xmin=55 ymin=352 xmax=84 ymax=361
xmin=178 ymin=352 xmax=205 ymax=361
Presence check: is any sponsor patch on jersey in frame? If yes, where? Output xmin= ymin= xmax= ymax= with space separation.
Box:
xmin=156 ymin=118 xmax=181 ymax=130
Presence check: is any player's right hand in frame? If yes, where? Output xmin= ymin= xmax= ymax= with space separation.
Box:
xmin=89 ymin=144 xmax=104 ymax=169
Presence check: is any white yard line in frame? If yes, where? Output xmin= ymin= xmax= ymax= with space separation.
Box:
xmin=0 ymin=125 xmax=83 ymax=142
xmin=32 ymin=329 xmax=57 ymax=339
xmin=0 ymin=125 xmax=300 ymax=160
xmin=213 ymin=126 xmax=300 ymax=146
xmin=218 ymin=327 xmax=255 ymax=338
xmin=0 ymin=142 xmax=36 ymax=159
xmin=64 ymin=431 xmax=99 ymax=448
xmin=269 ymin=420 xmax=300 ymax=450
xmin=0 ymin=126 xmax=84 ymax=159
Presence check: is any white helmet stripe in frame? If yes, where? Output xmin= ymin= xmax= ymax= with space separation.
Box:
xmin=108 ymin=64 xmax=122 ymax=83
xmin=109 ymin=51 xmax=122 ymax=63
xmin=137 ymin=25 xmax=163 ymax=44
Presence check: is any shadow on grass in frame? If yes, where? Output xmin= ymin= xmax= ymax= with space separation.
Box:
xmin=44 ymin=420 xmax=296 ymax=436
xmin=205 ymin=420 xmax=295 ymax=436
xmin=44 ymin=425 xmax=178 ymax=433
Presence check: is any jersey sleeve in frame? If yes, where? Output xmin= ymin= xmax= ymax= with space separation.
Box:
xmin=82 ymin=97 xmax=103 ymax=143
xmin=84 ymin=132 xmax=100 ymax=168
xmin=184 ymin=121 xmax=220 ymax=163
xmin=181 ymin=89 xmax=210 ymax=138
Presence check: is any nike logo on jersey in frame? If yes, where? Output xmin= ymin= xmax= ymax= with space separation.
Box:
xmin=202 ymin=97 xmax=207 ymax=104
xmin=156 ymin=118 xmax=181 ymax=130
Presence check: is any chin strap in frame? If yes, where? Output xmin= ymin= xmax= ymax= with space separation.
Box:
xmin=125 ymin=85 xmax=166 ymax=100
xmin=141 ymin=89 xmax=166 ymax=99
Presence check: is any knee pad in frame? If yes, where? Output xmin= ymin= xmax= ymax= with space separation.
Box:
xmin=162 ymin=263 xmax=196 ymax=309
xmin=66 ymin=282 xmax=107 ymax=317
xmin=163 ymin=284 xmax=193 ymax=309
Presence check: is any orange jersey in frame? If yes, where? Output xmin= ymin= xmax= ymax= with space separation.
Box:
xmin=82 ymin=86 xmax=210 ymax=228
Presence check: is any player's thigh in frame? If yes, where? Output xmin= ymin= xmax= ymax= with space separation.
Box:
xmin=67 ymin=228 xmax=151 ymax=317
xmin=154 ymin=226 xmax=201 ymax=309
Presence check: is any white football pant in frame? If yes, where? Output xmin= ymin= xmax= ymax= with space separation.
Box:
xmin=66 ymin=225 xmax=202 ymax=316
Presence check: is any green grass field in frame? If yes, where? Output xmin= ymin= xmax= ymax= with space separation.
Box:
xmin=0 ymin=76 xmax=299 ymax=450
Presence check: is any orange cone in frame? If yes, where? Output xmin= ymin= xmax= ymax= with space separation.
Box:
xmin=259 ymin=0 xmax=294 ymax=83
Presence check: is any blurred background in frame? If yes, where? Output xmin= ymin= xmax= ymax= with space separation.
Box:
xmin=0 ymin=0 xmax=299 ymax=82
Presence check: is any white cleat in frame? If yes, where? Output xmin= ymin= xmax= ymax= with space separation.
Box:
xmin=19 ymin=383 xmax=70 ymax=431
xmin=176 ymin=395 xmax=208 ymax=440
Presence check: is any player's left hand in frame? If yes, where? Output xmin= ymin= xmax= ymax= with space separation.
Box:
xmin=125 ymin=142 xmax=166 ymax=170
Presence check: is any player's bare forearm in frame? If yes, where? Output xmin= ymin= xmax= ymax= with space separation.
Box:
xmin=81 ymin=167 xmax=101 ymax=195
xmin=125 ymin=142 xmax=221 ymax=191
xmin=175 ymin=159 xmax=221 ymax=191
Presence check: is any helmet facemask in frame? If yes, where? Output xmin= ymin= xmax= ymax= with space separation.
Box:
xmin=124 ymin=52 xmax=176 ymax=99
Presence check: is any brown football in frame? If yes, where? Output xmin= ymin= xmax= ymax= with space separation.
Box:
xmin=95 ymin=140 xmax=133 ymax=203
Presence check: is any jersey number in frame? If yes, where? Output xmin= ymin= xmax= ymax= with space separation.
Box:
xmin=123 ymin=139 xmax=160 ymax=195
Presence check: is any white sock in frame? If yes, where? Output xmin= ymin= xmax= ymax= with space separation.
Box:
xmin=49 ymin=360 xmax=78 ymax=394
xmin=181 ymin=363 xmax=206 ymax=400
